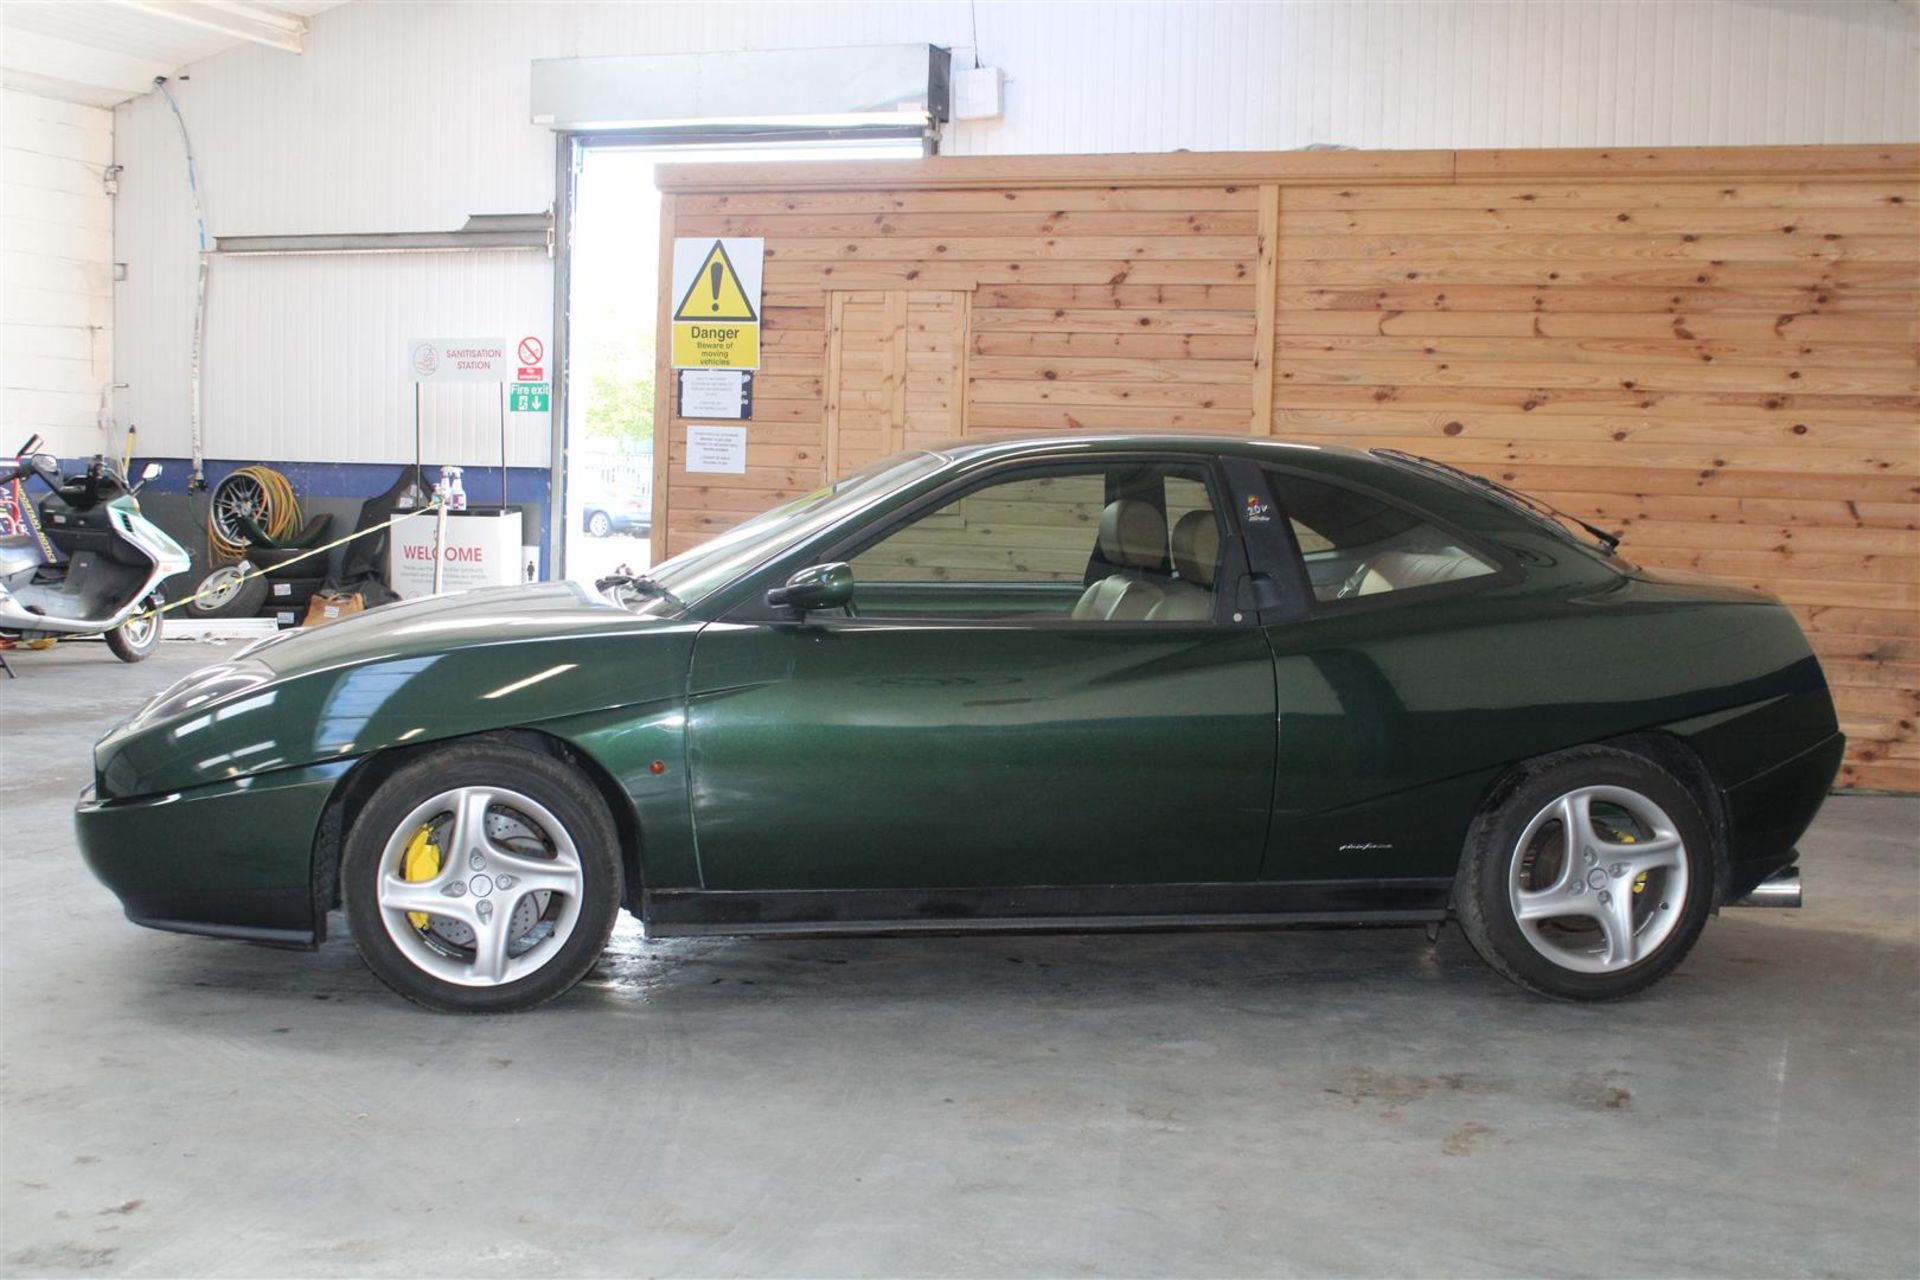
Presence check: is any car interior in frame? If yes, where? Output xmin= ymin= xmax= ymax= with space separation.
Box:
xmin=1263 ymin=468 xmax=1498 ymax=604
xmin=834 ymin=459 xmax=1501 ymax=622
xmin=846 ymin=463 xmax=1225 ymax=623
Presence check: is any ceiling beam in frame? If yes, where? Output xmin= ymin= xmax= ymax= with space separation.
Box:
xmin=111 ymin=0 xmax=311 ymax=56
xmin=0 ymin=29 xmax=177 ymax=102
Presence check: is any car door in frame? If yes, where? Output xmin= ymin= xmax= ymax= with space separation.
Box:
xmin=684 ymin=455 xmax=1278 ymax=892
xmin=1237 ymin=462 xmax=1516 ymax=888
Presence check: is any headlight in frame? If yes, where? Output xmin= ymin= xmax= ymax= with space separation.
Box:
xmin=126 ymin=659 xmax=275 ymax=731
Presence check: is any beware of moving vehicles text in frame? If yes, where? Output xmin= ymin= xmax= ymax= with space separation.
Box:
xmin=669 ymin=238 xmax=763 ymax=370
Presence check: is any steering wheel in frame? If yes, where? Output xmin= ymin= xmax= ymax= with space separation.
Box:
xmin=1333 ymin=561 xmax=1374 ymax=601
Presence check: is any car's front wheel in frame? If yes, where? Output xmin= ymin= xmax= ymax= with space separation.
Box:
xmin=585 ymin=510 xmax=612 ymax=538
xmin=341 ymin=742 xmax=622 ymax=1012
xmin=1454 ymin=746 xmax=1714 ymax=1001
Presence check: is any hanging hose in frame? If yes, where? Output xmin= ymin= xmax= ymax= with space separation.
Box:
xmin=207 ymin=465 xmax=301 ymax=562
xmin=156 ymin=78 xmax=211 ymax=489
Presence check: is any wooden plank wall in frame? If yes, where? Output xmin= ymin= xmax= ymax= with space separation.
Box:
xmin=653 ymin=146 xmax=1920 ymax=792
xmin=824 ymin=289 xmax=967 ymax=476
xmin=851 ymin=471 xmax=1106 ymax=583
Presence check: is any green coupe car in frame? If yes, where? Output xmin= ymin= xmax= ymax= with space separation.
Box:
xmin=77 ymin=436 xmax=1840 ymax=1012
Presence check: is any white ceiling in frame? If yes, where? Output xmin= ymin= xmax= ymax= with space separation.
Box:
xmin=1 ymin=0 xmax=343 ymax=108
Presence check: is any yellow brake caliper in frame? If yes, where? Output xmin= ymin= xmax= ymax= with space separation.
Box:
xmin=1618 ymin=831 xmax=1648 ymax=894
xmin=402 ymin=823 xmax=441 ymax=930
xmin=1599 ymin=825 xmax=1650 ymax=895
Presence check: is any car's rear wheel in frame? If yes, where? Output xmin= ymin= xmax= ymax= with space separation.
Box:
xmin=1454 ymin=746 xmax=1713 ymax=1000
xmin=341 ymin=742 xmax=622 ymax=1012
xmin=586 ymin=510 xmax=612 ymax=538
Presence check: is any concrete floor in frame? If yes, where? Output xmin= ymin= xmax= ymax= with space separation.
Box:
xmin=3 ymin=642 xmax=1916 ymax=1279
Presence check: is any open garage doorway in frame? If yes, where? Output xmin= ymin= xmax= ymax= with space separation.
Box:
xmin=558 ymin=136 xmax=921 ymax=587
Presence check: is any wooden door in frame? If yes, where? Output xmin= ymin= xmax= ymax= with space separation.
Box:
xmin=824 ymin=290 xmax=970 ymax=478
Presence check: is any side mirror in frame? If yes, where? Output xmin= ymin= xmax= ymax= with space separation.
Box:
xmin=29 ymin=453 xmax=60 ymax=481
xmin=140 ymin=462 xmax=162 ymax=482
xmin=766 ymin=562 xmax=854 ymax=613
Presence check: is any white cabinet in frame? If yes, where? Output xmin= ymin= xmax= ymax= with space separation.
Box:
xmin=389 ymin=509 xmax=528 ymax=598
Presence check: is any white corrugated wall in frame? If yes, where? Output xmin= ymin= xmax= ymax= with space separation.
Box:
xmin=112 ymin=0 xmax=1920 ymax=464
xmin=4 ymin=90 xmax=114 ymax=458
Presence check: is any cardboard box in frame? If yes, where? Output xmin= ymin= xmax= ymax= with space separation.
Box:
xmin=303 ymin=591 xmax=365 ymax=627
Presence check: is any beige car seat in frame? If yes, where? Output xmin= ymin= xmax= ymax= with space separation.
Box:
xmin=1146 ymin=511 xmax=1220 ymax=622
xmin=1354 ymin=548 xmax=1489 ymax=595
xmin=1072 ymin=500 xmax=1168 ymax=621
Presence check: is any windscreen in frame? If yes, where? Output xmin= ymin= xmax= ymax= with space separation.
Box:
xmin=636 ymin=450 xmax=947 ymax=610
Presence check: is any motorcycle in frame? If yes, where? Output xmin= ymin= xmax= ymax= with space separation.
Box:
xmin=0 ymin=436 xmax=192 ymax=663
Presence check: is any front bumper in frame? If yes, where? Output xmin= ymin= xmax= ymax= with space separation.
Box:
xmin=75 ymin=761 xmax=349 ymax=947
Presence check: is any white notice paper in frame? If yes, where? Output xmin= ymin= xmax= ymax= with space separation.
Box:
xmin=679 ymin=369 xmax=748 ymax=419
xmin=685 ymin=425 xmax=747 ymax=474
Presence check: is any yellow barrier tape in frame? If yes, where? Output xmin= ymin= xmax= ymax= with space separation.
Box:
xmin=136 ymin=500 xmax=446 ymax=623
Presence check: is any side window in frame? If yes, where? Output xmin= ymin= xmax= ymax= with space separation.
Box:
xmin=1265 ymin=469 xmax=1497 ymax=605
xmin=846 ymin=462 xmax=1225 ymax=623
xmin=853 ymin=471 xmax=1104 ymax=584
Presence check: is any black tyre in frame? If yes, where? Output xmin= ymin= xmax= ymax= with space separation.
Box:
xmin=105 ymin=608 xmax=162 ymax=662
xmin=186 ymin=563 xmax=269 ymax=618
xmin=585 ymin=509 xmax=612 ymax=538
xmin=1454 ymin=746 xmax=1714 ymax=1001
xmin=263 ymin=574 xmax=327 ymax=611
xmin=341 ymin=742 xmax=623 ymax=1013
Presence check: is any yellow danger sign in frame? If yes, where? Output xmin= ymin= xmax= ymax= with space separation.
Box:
xmin=671 ymin=322 xmax=760 ymax=370
xmin=669 ymin=237 xmax=763 ymax=370
xmin=673 ymin=242 xmax=758 ymax=323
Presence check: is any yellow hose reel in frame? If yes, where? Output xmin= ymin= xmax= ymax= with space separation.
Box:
xmin=207 ymin=465 xmax=301 ymax=563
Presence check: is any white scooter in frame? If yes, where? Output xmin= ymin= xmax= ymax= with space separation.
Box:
xmin=0 ymin=437 xmax=192 ymax=664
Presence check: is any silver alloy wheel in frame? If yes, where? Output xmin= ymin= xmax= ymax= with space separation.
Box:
xmin=375 ymin=785 xmax=586 ymax=988
xmin=195 ymin=564 xmax=249 ymax=609
xmin=210 ymin=471 xmax=271 ymax=546
xmin=1507 ymin=784 xmax=1691 ymax=974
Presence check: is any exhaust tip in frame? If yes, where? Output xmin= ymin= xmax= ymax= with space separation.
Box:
xmin=1731 ymin=865 xmax=1801 ymax=909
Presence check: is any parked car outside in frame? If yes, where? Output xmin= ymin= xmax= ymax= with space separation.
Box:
xmin=580 ymin=488 xmax=649 ymax=538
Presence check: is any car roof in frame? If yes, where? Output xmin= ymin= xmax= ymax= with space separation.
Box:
xmin=923 ymin=433 xmax=1374 ymax=469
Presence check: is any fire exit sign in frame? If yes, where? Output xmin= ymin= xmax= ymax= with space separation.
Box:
xmin=508 ymin=381 xmax=549 ymax=412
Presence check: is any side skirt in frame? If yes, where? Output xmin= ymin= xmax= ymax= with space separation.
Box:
xmin=643 ymin=879 xmax=1452 ymax=939
xmin=128 ymin=913 xmax=318 ymax=950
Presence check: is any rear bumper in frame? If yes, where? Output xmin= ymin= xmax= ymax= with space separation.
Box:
xmin=1722 ymin=730 xmax=1844 ymax=903
xmin=74 ymin=761 xmax=347 ymax=947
